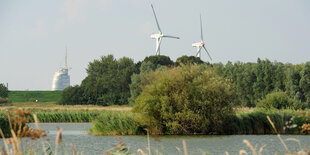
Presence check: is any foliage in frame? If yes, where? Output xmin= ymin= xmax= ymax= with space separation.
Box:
xmin=213 ymin=59 xmax=310 ymax=107
xmin=176 ymin=55 xmax=204 ymax=65
xmin=0 ymin=83 xmax=8 ymax=98
xmin=9 ymin=90 xmax=62 ymax=102
xmin=142 ymin=55 xmax=174 ymax=67
xmin=128 ymin=61 xmax=160 ymax=105
xmin=257 ymin=91 xmax=307 ymax=109
xmin=59 ymin=85 xmax=84 ymax=105
xmin=90 ymin=111 xmax=145 ymax=135
xmin=133 ymin=64 xmax=238 ymax=134
xmin=300 ymin=62 xmax=310 ymax=106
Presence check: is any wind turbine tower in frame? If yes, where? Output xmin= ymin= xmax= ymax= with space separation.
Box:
xmin=150 ymin=4 xmax=180 ymax=56
xmin=192 ymin=15 xmax=212 ymax=60
xmin=51 ymin=47 xmax=70 ymax=91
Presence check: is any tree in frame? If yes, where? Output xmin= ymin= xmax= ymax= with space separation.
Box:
xmin=257 ymin=91 xmax=307 ymax=109
xmin=0 ymin=83 xmax=8 ymax=98
xmin=59 ymin=85 xmax=84 ymax=105
xmin=300 ymin=62 xmax=310 ymax=106
xmin=133 ymin=64 xmax=237 ymax=134
xmin=128 ymin=61 xmax=159 ymax=105
xmin=176 ymin=55 xmax=204 ymax=65
xmin=59 ymin=55 xmax=137 ymax=105
xmin=142 ymin=55 xmax=174 ymax=67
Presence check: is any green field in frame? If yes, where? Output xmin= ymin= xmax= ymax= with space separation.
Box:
xmin=8 ymin=90 xmax=62 ymax=102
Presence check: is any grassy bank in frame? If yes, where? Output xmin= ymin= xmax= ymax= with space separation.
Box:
xmin=8 ymin=90 xmax=62 ymax=102
xmin=90 ymin=109 xmax=310 ymax=135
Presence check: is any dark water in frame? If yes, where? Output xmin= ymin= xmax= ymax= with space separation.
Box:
xmin=25 ymin=123 xmax=310 ymax=155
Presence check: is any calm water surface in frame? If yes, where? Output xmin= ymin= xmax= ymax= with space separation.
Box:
xmin=26 ymin=123 xmax=310 ymax=155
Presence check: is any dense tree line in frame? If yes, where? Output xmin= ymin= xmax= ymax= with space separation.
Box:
xmin=213 ymin=59 xmax=310 ymax=107
xmin=59 ymin=54 xmax=310 ymax=108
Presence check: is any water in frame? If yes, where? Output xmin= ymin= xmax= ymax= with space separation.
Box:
xmin=25 ymin=123 xmax=310 ymax=154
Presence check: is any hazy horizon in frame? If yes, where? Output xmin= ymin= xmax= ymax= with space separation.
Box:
xmin=1 ymin=0 xmax=309 ymax=90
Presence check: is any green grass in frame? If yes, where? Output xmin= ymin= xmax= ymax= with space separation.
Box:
xmin=8 ymin=90 xmax=62 ymax=102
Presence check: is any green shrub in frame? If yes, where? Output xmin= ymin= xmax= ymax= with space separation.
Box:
xmin=133 ymin=64 xmax=238 ymax=134
xmin=257 ymin=91 xmax=307 ymax=109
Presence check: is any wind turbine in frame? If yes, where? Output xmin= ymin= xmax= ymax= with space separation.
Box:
xmin=192 ymin=15 xmax=212 ymax=60
xmin=150 ymin=4 xmax=179 ymax=56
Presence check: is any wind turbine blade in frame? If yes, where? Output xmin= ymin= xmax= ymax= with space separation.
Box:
xmin=203 ymin=46 xmax=212 ymax=61
xmin=151 ymin=4 xmax=161 ymax=32
xmin=200 ymin=14 xmax=204 ymax=41
xmin=163 ymin=35 xmax=180 ymax=39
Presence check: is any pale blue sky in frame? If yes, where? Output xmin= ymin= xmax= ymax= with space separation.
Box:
xmin=1 ymin=0 xmax=310 ymax=90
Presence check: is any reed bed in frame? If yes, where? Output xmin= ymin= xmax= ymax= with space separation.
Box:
xmin=33 ymin=111 xmax=101 ymax=122
xmin=224 ymin=108 xmax=310 ymax=134
xmin=90 ymin=111 xmax=146 ymax=135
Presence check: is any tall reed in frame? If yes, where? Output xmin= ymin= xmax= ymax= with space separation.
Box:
xmin=90 ymin=111 xmax=146 ymax=135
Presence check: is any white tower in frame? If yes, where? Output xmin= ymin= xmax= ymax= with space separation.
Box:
xmin=51 ymin=48 xmax=70 ymax=90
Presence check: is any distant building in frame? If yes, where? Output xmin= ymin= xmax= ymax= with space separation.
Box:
xmin=51 ymin=50 xmax=70 ymax=90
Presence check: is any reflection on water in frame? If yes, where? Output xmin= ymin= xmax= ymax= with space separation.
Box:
xmin=23 ymin=123 xmax=310 ymax=154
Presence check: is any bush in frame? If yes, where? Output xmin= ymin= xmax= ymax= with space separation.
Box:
xmin=257 ymin=91 xmax=307 ymax=109
xmin=133 ymin=64 xmax=238 ymax=134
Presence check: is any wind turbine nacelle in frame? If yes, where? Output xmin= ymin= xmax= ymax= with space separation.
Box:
xmin=150 ymin=33 xmax=162 ymax=39
xmin=192 ymin=42 xmax=201 ymax=47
